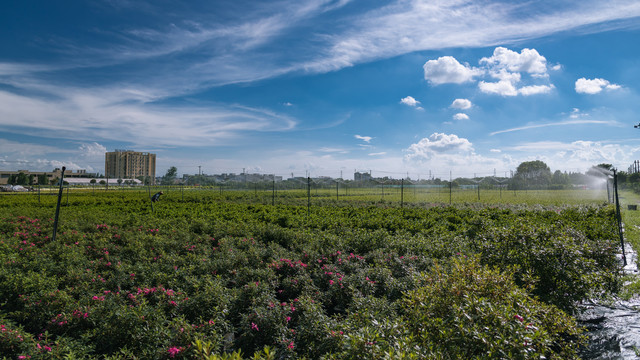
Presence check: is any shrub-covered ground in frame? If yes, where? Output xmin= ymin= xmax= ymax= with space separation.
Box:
xmin=0 ymin=191 xmax=623 ymax=359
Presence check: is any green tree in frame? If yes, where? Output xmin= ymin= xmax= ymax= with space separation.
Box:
xmin=37 ymin=174 xmax=48 ymax=185
xmin=551 ymin=170 xmax=569 ymax=186
xmin=511 ymin=160 xmax=552 ymax=189
xmin=16 ymin=172 xmax=29 ymax=186
xmin=162 ymin=166 xmax=178 ymax=185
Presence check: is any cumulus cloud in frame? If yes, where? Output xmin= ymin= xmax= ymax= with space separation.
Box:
xmin=518 ymin=84 xmax=554 ymax=95
xmin=400 ymin=96 xmax=422 ymax=108
xmin=478 ymin=80 xmax=518 ymax=96
xmin=450 ymin=98 xmax=472 ymax=109
xmin=405 ymin=133 xmax=474 ymax=161
xmin=423 ymin=56 xmax=482 ymax=85
xmin=453 ymin=113 xmax=469 ymax=120
xmin=79 ymin=142 xmax=107 ymax=157
xmin=575 ymin=77 xmax=621 ymax=94
xmin=480 ymin=47 xmax=547 ymax=75
xmin=354 ymin=134 xmax=372 ymax=142
xmin=427 ymin=47 xmax=555 ymax=97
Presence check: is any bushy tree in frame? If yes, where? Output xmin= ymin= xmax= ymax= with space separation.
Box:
xmin=551 ymin=170 xmax=570 ymax=187
xmin=162 ymin=166 xmax=178 ymax=185
xmin=511 ymin=160 xmax=552 ymax=189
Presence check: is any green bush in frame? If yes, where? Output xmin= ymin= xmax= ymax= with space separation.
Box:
xmin=402 ymin=256 xmax=584 ymax=359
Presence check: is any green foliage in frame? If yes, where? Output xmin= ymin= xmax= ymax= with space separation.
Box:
xmin=402 ymin=256 xmax=585 ymax=359
xmin=0 ymin=191 xmax=623 ymax=358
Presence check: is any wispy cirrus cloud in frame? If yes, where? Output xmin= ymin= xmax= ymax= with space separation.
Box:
xmin=0 ymin=86 xmax=297 ymax=147
xmin=18 ymin=0 xmax=637 ymax=89
xmin=305 ymin=0 xmax=640 ymax=74
xmin=490 ymin=119 xmax=621 ymax=136
xmin=354 ymin=134 xmax=373 ymax=143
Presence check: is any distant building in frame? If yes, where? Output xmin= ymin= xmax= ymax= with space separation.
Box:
xmin=629 ymin=160 xmax=640 ymax=174
xmin=105 ymin=150 xmax=156 ymax=183
xmin=354 ymin=171 xmax=372 ymax=182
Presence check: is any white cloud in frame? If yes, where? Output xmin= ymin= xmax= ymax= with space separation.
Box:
xmin=450 ymin=98 xmax=472 ymax=109
xmin=518 ymin=84 xmax=554 ymax=95
xmin=575 ymin=77 xmax=621 ymax=94
xmin=0 ymin=87 xmax=297 ymax=148
xmin=508 ymin=140 xmax=629 ymax=168
xmin=453 ymin=113 xmax=469 ymax=121
xmin=490 ymin=119 xmax=620 ymax=136
xmin=480 ymin=47 xmax=548 ymax=75
xmin=405 ymin=133 xmax=474 ymax=161
xmin=490 ymin=149 xmax=501 ymax=153
xmin=569 ymin=108 xmax=589 ymax=119
xmin=400 ymin=96 xmax=420 ymax=107
xmin=354 ymin=134 xmax=372 ymax=142
xmin=368 ymin=152 xmax=387 ymax=156
xmin=423 ymin=56 xmax=482 ymax=85
xmin=478 ymin=80 xmax=518 ymax=96
xmin=308 ymin=1 xmax=640 ymax=77
xmin=79 ymin=142 xmax=107 ymax=157
xmin=318 ymin=147 xmax=348 ymax=154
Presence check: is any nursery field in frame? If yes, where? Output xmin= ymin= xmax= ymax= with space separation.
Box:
xmin=0 ymin=190 xmax=624 ymax=359
xmin=24 ymin=184 xmax=611 ymax=207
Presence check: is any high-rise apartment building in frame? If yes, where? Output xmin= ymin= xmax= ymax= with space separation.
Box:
xmin=105 ymin=150 xmax=156 ymax=183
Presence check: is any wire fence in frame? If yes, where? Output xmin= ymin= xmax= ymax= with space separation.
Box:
xmin=8 ymin=175 xmax=616 ymax=209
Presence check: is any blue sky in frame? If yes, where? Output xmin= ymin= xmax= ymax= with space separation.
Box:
xmin=1 ymin=0 xmax=640 ymax=179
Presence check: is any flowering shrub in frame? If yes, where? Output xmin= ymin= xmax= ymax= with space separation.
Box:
xmin=0 ymin=192 xmax=621 ymax=358
xmin=402 ymin=256 xmax=585 ymax=359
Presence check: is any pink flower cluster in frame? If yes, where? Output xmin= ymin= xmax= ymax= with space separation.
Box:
xmin=167 ymin=346 xmax=184 ymax=357
xmin=268 ymin=258 xmax=308 ymax=270
xmin=1 ymin=324 xmax=25 ymax=342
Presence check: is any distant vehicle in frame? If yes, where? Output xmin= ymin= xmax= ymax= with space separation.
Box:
xmin=0 ymin=185 xmax=29 ymax=192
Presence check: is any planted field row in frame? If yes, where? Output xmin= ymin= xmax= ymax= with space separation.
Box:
xmin=13 ymin=185 xmax=610 ymax=207
xmin=0 ymin=192 xmax=622 ymax=359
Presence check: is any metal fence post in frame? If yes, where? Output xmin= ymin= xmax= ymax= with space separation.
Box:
xmin=613 ymin=169 xmax=626 ymax=266
xmin=52 ymin=166 xmax=66 ymax=242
